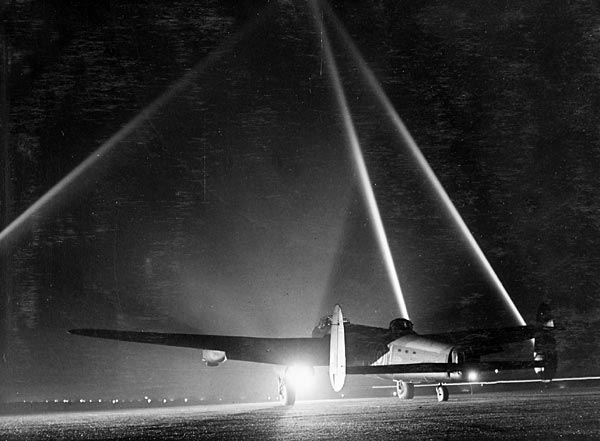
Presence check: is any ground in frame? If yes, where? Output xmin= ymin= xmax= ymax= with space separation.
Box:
xmin=1 ymin=388 xmax=599 ymax=440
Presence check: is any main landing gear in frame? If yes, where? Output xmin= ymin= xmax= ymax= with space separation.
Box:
xmin=395 ymin=380 xmax=415 ymax=400
xmin=393 ymin=380 xmax=449 ymax=402
xmin=278 ymin=376 xmax=296 ymax=406
xmin=436 ymin=384 xmax=449 ymax=402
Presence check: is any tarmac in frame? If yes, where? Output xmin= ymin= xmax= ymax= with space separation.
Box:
xmin=1 ymin=388 xmax=599 ymax=440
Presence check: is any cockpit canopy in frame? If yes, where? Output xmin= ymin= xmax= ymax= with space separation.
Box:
xmin=316 ymin=314 xmax=350 ymax=330
xmin=312 ymin=314 xmax=351 ymax=338
xmin=389 ymin=318 xmax=414 ymax=335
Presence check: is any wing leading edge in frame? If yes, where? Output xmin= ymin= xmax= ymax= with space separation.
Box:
xmin=69 ymin=329 xmax=330 ymax=366
xmin=420 ymin=325 xmax=540 ymax=353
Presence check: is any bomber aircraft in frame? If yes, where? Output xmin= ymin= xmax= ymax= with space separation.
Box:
xmin=69 ymin=303 xmax=557 ymax=405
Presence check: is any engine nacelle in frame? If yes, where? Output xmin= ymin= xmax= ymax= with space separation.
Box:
xmin=202 ymin=350 xmax=227 ymax=367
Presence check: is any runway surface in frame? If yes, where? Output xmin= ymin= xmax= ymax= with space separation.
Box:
xmin=2 ymin=388 xmax=599 ymax=440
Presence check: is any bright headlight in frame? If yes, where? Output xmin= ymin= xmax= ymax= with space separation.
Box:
xmin=467 ymin=370 xmax=479 ymax=382
xmin=286 ymin=365 xmax=315 ymax=391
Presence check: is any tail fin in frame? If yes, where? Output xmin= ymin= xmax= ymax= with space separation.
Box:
xmin=329 ymin=304 xmax=346 ymax=392
xmin=536 ymin=302 xmax=555 ymax=328
xmin=534 ymin=302 xmax=557 ymax=380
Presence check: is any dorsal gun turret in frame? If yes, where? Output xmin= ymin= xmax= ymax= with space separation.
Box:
xmin=389 ymin=318 xmax=414 ymax=337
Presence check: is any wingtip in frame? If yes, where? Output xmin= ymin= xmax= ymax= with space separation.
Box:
xmin=68 ymin=329 xmax=93 ymax=336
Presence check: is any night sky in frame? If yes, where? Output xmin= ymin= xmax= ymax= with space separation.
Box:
xmin=1 ymin=0 xmax=600 ymax=403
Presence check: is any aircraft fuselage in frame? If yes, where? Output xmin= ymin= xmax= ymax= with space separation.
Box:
xmin=313 ymin=316 xmax=463 ymax=383
xmin=371 ymin=334 xmax=462 ymax=382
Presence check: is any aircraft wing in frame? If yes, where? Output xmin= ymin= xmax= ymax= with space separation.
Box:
xmin=346 ymin=360 xmax=546 ymax=375
xmin=420 ymin=325 xmax=540 ymax=354
xmin=69 ymin=329 xmax=329 ymax=366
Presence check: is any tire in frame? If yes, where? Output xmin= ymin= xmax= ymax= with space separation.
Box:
xmin=280 ymin=382 xmax=296 ymax=406
xmin=436 ymin=385 xmax=449 ymax=402
xmin=396 ymin=381 xmax=415 ymax=400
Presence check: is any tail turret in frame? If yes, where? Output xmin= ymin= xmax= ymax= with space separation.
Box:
xmin=533 ymin=302 xmax=557 ymax=380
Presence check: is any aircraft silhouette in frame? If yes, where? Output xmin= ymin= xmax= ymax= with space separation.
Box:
xmin=70 ymin=303 xmax=556 ymax=405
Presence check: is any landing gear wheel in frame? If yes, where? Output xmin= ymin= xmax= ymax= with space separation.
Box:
xmin=278 ymin=378 xmax=296 ymax=406
xmin=436 ymin=384 xmax=449 ymax=402
xmin=395 ymin=380 xmax=415 ymax=400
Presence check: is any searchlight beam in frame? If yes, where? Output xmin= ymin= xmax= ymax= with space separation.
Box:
xmin=0 ymin=12 xmax=268 ymax=248
xmin=311 ymin=1 xmax=409 ymax=319
xmin=323 ymin=2 xmax=525 ymax=326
